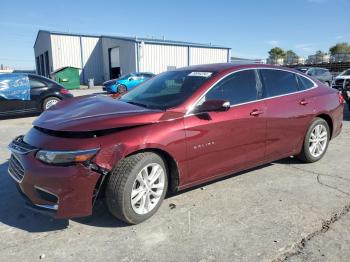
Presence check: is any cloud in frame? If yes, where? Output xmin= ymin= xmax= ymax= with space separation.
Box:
xmin=265 ymin=40 xmax=279 ymax=46
xmin=336 ymin=35 xmax=344 ymax=40
xmin=295 ymin=43 xmax=314 ymax=52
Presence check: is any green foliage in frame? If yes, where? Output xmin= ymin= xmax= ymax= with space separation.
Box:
xmin=268 ymin=47 xmax=286 ymax=59
xmin=286 ymin=50 xmax=298 ymax=58
xmin=329 ymin=43 xmax=350 ymax=55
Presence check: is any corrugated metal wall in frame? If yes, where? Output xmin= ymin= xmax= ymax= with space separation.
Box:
xmin=81 ymin=37 xmax=104 ymax=84
xmin=139 ymin=43 xmax=188 ymax=74
xmin=34 ymin=31 xmax=53 ymax=76
xmin=101 ymin=37 xmax=137 ymax=81
xmin=189 ymin=47 xmax=228 ymax=65
xmin=51 ymin=34 xmax=81 ymax=70
xmin=35 ymin=31 xmax=230 ymax=83
xmin=50 ymin=34 xmax=104 ymax=84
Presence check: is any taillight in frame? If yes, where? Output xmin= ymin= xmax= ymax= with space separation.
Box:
xmin=60 ymin=88 xmax=70 ymax=95
xmin=338 ymin=92 xmax=345 ymax=104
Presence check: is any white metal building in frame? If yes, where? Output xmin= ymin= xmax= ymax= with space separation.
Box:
xmin=34 ymin=30 xmax=231 ymax=84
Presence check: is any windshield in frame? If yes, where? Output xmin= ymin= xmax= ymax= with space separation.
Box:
xmin=118 ymin=73 xmax=134 ymax=80
xmin=340 ymin=69 xmax=350 ymax=76
xmin=119 ymin=70 xmax=215 ymax=110
xmin=296 ymin=68 xmax=308 ymax=73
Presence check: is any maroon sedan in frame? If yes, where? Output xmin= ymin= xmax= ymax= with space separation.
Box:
xmin=8 ymin=64 xmax=344 ymax=224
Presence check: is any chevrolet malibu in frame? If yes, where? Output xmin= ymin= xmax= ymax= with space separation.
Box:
xmin=8 ymin=64 xmax=344 ymax=224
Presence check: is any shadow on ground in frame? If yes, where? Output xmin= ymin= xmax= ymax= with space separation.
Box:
xmin=0 ymin=161 xmax=69 ymax=232
xmin=0 ymin=159 xmax=272 ymax=232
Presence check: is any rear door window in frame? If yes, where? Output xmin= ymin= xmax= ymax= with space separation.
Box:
xmin=297 ymin=75 xmax=315 ymax=90
xmin=29 ymin=77 xmax=46 ymax=88
xmin=260 ymin=69 xmax=299 ymax=97
xmin=204 ymin=69 xmax=259 ymax=105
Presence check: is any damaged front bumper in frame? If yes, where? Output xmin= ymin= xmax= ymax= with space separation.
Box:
xmin=8 ymin=136 xmax=106 ymax=219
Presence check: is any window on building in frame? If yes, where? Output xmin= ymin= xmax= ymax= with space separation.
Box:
xmin=39 ymin=54 xmax=45 ymax=76
xmin=36 ymin=56 xmax=41 ymax=75
xmin=44 ymin=51 xmax=50 ymax=77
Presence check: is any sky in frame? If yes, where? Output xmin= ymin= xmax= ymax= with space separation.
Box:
xmin=0 ymin=0 xmax=349 ymax=69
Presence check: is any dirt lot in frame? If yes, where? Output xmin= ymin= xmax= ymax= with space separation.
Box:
xmin=0 ymin=89 xmax=349 ymax=262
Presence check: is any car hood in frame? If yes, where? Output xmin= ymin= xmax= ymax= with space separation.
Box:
xmin=33 ymin=95 xmax=165 ymax=132
xmin=103 ymin=79 xmax=117 ymax=86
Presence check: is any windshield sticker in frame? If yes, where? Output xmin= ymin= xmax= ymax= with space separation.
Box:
xmin=188 ymin=72 xmax=213 ymax=78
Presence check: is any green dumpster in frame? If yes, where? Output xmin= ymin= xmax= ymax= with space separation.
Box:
xmin=51 ymin=66 xmax=80 ymax=90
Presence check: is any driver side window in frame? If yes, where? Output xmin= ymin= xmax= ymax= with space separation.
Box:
xmin=204 ymin=70 xmax=259 ymax=106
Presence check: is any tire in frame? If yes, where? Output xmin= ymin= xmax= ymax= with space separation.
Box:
xmin=297 ymin=117 xmax=330 ymax=163
xmin=42 ymin=97 xmax=61 ymax=111
xmin=106 ymin=152 xmax=168 ymax=224
xmin=117 ymin=84 xmax=127 ymax=94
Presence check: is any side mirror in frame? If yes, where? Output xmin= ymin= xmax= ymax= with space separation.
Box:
xmin=194 ymin=100 xmax=230 ymax=113
xmin=128 ymin=77 xmax=134 ymax=81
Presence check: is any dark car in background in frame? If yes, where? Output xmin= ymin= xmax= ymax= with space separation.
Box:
xmin=332 ymin=69 xmax=350 ymax=108
xmin=0 ymin=73 xmax=73 ymax=118
xmin=295 ymin=67 xmax=333 ymax=86
xmin=102 ymin=72 xmax=155 ymax=94
xmin=8 ymin=64 xmax=344 ymax=224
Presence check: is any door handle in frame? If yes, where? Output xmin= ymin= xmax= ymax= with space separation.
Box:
xmin=299 ymin=99 xmax=309 ymax=105
xmin=250 ymin=109 xmax=264 ymax=116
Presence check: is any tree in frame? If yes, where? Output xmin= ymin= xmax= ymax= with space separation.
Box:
xmin=268 ymin=47 xmax=286 ymax=59
xmin=315 ymin=50 xmax=326 ymax=56
xmin=286 ymin=50 xmax=298 ymax=58
xmin=329 ymin=42 xmax=350 ymax=55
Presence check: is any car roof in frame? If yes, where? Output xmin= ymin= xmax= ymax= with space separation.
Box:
xmin=174 ymin=63 xmax=295 ymax=73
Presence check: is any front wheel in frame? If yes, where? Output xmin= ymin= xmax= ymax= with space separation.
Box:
xmin=106 ymin=152 xmax=168 ymax=224
xmin=117 ymin=84 xmax=127 ymax=94
xmin=297 ymin=117 xmax=330 ymax=163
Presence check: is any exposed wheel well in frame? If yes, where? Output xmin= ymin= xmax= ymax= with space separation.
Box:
xmin=316 ymin=114 xmax=333 ymax=139
xmin=126 ymin=148 xmax=180 ymax=192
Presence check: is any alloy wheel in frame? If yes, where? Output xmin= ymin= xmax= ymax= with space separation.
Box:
xmin=131 ymin=163 xmax=165 ymax=215
xmin=308 ymin=124 xmax=328 ymax=158
xmin=45 ymin=99 xmax=59 ymax=110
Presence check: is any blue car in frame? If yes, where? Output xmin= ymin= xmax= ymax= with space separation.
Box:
xmin=103 ymin=72 xmax=155 ymax=94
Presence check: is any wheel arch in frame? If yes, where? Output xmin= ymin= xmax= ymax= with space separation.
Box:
xmin=125 ymin=148 xmax=180 ymax=192
xmin=316 ymin=113 xmax=333 ymax=139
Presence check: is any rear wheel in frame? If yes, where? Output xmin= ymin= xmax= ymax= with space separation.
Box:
xmin=105 ymin=152 xmax=168 ymax=224
xmin=42 ymin=97 xmax=61 ymax=111
xmin=297 ymin=117 xmax=330 ymax=163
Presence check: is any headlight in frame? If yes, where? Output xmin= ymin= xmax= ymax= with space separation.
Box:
xmin=36 ymin=148 xmax=99 ymax=165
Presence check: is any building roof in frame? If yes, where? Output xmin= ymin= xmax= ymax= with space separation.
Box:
xmin=34 ymin=30 xmax=231 ymax=50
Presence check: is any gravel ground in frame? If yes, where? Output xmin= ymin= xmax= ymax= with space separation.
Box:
xmin=0 ymin=89 xmax=349 ymax=262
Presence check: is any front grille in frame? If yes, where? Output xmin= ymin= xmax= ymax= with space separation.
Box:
xmin=8 ymin=154 xmax=25 ymax=182
xmin=335 ymin=79 xmax=345 ymax=86
xmin=345 ymin=79 xmax=350 ymax=90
